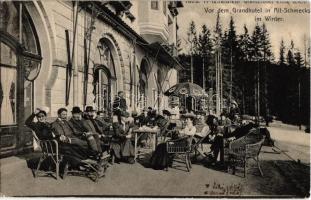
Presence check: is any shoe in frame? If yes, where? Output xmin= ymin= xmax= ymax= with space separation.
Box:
xmin=127 ymin=157 xmax=135 ymax=164
xmin=204 ymin=152 xmax=213 ymax=157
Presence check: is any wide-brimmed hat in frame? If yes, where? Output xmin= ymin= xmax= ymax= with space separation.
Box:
xmin=162 ymin=110 xmax=171 ymax=116
xmin=85 ymin=106 xmax=96 ymax=112
xmin=231 ymin=100 xmax=238 ymax=107
xmin=181 ymin=112 xmax=196 ymax=119
xmin=71 ymin=106 xmax=82 ymax=114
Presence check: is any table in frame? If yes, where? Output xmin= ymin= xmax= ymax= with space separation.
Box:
xmin=133 ymin=128 xmax=160 ymax=162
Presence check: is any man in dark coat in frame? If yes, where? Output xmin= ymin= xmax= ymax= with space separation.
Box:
xmin=25 ymin=108 xmax=54 ymax=140
xmin=68 ymin=106 xmax=102 ymax=154
xmin=113 ymin=91 xmax=127 ymax=115
xmin=26 ymin=108 xmax=97 ymax=168
xmin=51 ymin=108 xmax=100 ymax=158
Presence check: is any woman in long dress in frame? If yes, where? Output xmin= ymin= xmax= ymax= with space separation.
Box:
xmin=150 ymin=116 xmax=196 ymax=170
xmin=111 ymin=112 xmax=135 ymax=164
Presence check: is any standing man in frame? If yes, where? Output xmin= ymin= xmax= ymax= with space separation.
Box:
xmin=113 ymin=91 xmax=127 ymax=115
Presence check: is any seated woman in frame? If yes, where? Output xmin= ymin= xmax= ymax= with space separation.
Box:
xmin=111 ymin=111 xmax=135 ymax=164
xmin=25 ymin=108 xmax=101 ymax=171
xmin=150 ymin=116 xmax=196 ymax=170
xmin=194 ymin=115 xmax=210 ymax=141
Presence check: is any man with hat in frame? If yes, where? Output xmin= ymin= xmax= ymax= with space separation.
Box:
xmin=113 ymin=91 xmax=127 ymax=115
xmin=51 ymin=108 xmax=100 ymax=158
xmin=229 ymin=100 xmax=240 ymax=121
xmin=68 ymin=106 xmax=103 ymax=154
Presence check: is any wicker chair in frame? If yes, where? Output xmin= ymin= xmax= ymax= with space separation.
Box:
xmin=166 ymin=136 xmax=193 ymax=172
xmin=226 ymin=132 xmax=265 ymax=178
xmin=32 ymin=132 xmax=62 ymax=179
xmin=62 ymin=157 xmax=107 ymax=182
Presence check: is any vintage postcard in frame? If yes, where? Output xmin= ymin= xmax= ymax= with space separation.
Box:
xmin=0 ymin=0 xmax=310 ymax=198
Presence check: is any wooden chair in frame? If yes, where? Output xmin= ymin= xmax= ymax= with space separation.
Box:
xmin=166 ymin=136 xmax=193 ymax=172
xmin=227 ymin=133 xmax=265 ymax=178
xmin=32 ymin=132 xmax=61 ymax=179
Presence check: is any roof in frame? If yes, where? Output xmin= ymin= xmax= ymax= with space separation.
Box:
xmin=147 ymin=42 xmax=183 ymax=70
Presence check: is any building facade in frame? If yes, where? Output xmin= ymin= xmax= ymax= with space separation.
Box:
xmin=0 ymin=1 xmax=183 ymax=157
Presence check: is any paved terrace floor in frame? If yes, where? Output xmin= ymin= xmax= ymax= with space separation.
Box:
xmin=0 ymin=122 xmax=309 ymax=197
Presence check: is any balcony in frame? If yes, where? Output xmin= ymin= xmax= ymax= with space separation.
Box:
xmin=162 ymin=43 xmax=178 ymax=57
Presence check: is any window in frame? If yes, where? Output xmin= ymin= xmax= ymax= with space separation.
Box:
xmin=151 ymin=1 xmax=159 ymax=10
xmin=0 ymin=42 xmax=17 ymax=125
xmin=0 ymin=2 xmax=41 ymax=124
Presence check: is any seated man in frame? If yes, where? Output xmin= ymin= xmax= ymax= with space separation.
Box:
xmin=136 ymin=109 xmax=150 ymax=126
xmin=95 ymin=110 xmax=111 ymax=135
xmin=68 ymin=106 xmax=104 ymax=157
xmin=26 ymin=108 xmax=102 ymax=173
xmin=206 ymin=117 xmax=225 ymax=166
xmin=51 ymin=108 xmax=99 ymax=158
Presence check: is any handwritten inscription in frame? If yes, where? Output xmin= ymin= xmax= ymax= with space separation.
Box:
xmin=204 ymin=181 xmax=243 ymax=196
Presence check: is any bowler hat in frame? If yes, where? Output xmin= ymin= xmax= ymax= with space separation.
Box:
xmin=85 ymin=106 xmax=96 ymax=112
xmin=162 ymin=110 xmax=171 ymax=116
xmin=71 ymin=106 xmax=82 ymax=114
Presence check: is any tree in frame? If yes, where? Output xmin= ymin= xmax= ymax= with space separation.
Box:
xmin=294 ymin=50 xmax=304 ymax=68
xmin=287 ymin=40 xmax=296 ymax=66
xmin=187 ymin=20 xmax=199 ymax=55
xmin=221 ymin=16 xmax=239 ymax=107
xmin=261 ymin=23 xmax=273 ymax=62
xmin=250 ymin=23 xmax=263 ymax=61
xmin=198 ymin=24 xmax=213 ymax=88
xmin=237 ymin=24 xmax=252 ymax=62
xmin=279 ymin=39 xmax=286 ymax=65
xmin=260 ymin=23 xmax=273 ymax=118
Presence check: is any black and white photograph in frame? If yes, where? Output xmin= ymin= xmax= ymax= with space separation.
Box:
xmin=0 ymin=0 xmax=310 ymax=197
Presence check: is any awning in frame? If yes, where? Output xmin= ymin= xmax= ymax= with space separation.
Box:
xmin=147 ymin=42 xmax=184 ymax=70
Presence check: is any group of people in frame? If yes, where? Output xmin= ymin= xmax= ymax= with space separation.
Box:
xmin=26 ymin=89 xmax=265 ymax=176
xmin=149 ymin=108 xmax=262 ymax=170
xmin=26 ymin=106 xmax=112 ymax=171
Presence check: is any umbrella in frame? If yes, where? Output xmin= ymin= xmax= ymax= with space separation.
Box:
xmin=164 ymin=82 xmax=207 ymax=98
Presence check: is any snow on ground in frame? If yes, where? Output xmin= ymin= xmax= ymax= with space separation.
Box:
xmin=268 ymin=121 xmax=309 ymax=147
xmin=268 ymin=121 xmax=310 ymax=165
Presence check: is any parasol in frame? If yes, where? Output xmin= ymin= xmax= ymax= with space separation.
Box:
xmin=164 ymin=82 xmax=207 ymax=98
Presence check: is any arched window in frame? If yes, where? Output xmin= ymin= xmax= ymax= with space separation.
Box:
xmin=138 ymin=59 xmax=149 ymax=109
xmin=94 ymin=40 xmax=118 ymax=115
xmin=0 ymin=2 xmax=41 ymax=125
